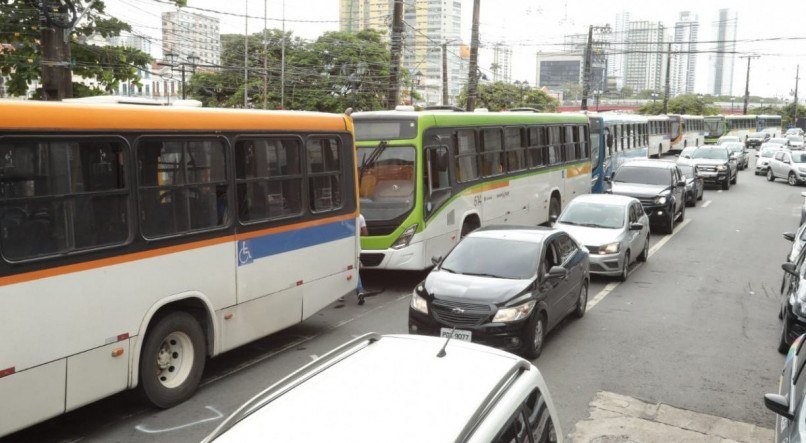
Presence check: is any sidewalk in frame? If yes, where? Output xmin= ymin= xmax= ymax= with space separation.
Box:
xmin=569 ymin=391 xmax=774 ymax=442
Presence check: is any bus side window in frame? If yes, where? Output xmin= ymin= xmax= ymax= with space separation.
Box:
xmin=504 ymin=127 xmax=525 ymax=172
xmin=424 ymin=146 xmax=451 ymax=217
xmin=454 ymin=129 xmax=479 ymax=182
xmin=235 ymin=137 xmax=303 ymax=223
xmin=306 ymin=137 xmax=343 ymax=213
xmin=548 ymin=126 xmax=562 ymax=164
xmin=564 ymin=125 xmax=577 ymax=162
xmin=481 ymin=128 xmax=504 ymax=176
xmin=578 ymin=125 xmax=588 ymax=160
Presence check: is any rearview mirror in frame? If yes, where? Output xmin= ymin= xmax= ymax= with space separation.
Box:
xmin=431 ymin=255 xmax=443 ymax=266
xmin=764 ymin=393 xmax=794 ymax=420
xmin=546 ymin=266 xmax=567 ymax=280
xmin=629 ymin=222 xmax=643 ymax=231
xmin=436 ymin=149 xmax=449 ymax=171
xmin=783 ymin=262 xmax=799 ymax=276
xmin=784 ymin=232 xmax=796 ymax=242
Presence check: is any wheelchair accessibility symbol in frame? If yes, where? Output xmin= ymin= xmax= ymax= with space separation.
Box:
xmin=238 ymin=241 xmax=253 ymax=266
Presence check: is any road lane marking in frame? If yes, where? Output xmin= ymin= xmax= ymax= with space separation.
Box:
xmin=587 ymin=219 xmax=691 ymax=311
xmin=135 ymin=406 xmax=223 ymax=434
xmin=702 ymin=200 xmax=712 ymax=208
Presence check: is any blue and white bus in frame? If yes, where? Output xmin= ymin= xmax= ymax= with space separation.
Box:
xmin=590 ymin=113 xmax=649 ymax=193
xmin=757 ymin=114 xmax=782 ymax=138
xmin=648 ymin=115 xmax=672 ymax=158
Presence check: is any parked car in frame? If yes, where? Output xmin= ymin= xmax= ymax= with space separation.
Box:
xmin=778 ymin=247 xmax=806 ymax=353
xmin=607 ymin=159 xmax=686 ymax=234
xmin=723 ymin=142 xmax=750 ymax=170
xmin=768 ymin=150 xmax=806 ymax=186
xmin=556 ymin=194 xmax=650 ymax=281
xmin=802 ymin=191 xmax=806 ymax=226
xmin=677 ymin=163 xmax=704 ymax=206
xmin=787 ymin=134 xmax=805 ymax=150
xmin=756 ymin=144 xmax=786 ymax=175
xmin=746 ymin=131 xmax=770 ymax=148
xmin=202 ymin=333 xmax=563 ymax=443
xmin=787 ymin=128 xmax=805 ymax=137
xmin=408 ymin=226 xmax=589 ymax=359
xmin=769 ymin=137 xmax=791 ymax=148
xmin=784 ymin=223 xmax=806 ymax=263
xmin=689 ymin=146 xmax=738 ymax=190
xmin=764 ymin=334 xmax=806 ymax=443
xmin=717 ymin=135 xmax=741 ymax=145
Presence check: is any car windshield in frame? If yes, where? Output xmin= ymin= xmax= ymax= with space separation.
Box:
xmin=792 ymin=152 xmax=806 ymax=163
xmin=725 ymin=144 xmax=744 ymax=153
xmin=613 ymin=166 xmax=670 ymax=186
xmin=770 ymin=138 xmax=789 ymax=145
xmin=691 ymin=148 xmax=728 ymax=160
xmin=787 ymin=135 xmax=804 ymax=143
xmin=440 ymin=236 xmax=539 ymax=279
xmin=678 ymin=165 xmax=694 ymax=176
xmin=717 ymin=137 xmax=739 ymax=145
xmin=749 ymin=133 xmax=766 ymax=139
xmin=761 ymin=149 xmax=777 ymax=158
xmin=558 ymin=202 xmax=625 ymax=229
xmin=356 ymin=146 xmax=416 ymax=222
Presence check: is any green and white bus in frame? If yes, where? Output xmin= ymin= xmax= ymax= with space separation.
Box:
xmin=352 ymin=110 xmax=591 ymax=271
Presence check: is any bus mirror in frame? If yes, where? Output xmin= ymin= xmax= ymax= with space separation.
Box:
xmin=436 ymin=148 xmax=449 ymax=171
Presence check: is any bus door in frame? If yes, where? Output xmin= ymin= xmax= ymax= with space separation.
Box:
xmin=423 ymin=144 xmax=456 ymax=260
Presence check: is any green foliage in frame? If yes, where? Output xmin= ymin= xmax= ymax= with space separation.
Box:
xmin=189 ymin=29 xmax=389 ymax=111
xmin=751 ymin=103 xmax=806 ymax=128
xmin=457 ymin=82 xmax=559 ymax=112
xmin=0 ymin=0 xmax=184 ymax=98
xmin=637 ymin=94 xmax=720 ymax=116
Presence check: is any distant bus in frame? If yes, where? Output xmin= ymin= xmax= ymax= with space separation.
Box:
xmin=648 ymin=115 xmax=672 ymax=158
xmin=671 ymin=115 xmax=705 ymax=151
xmin=667 ymin=114 xmax=683 ymax=151
xmin=0 ymin=102 xmax=359 ymax=437
xmin=352 ymin=110 xmax=591 ymax=270
xmin=590 ymin=113 xmax=649 ymax=193
xmin=757 ymin=114 xmax=782 ymax=138
xmin=704 ymin=115 xmax=725 ymax=144
xmin=725 ymin=115 xmax=757 ymax=141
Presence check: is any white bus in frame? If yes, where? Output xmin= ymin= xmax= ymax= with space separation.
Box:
xmin=757 ymin=114 xmax=782 ymax=138
xmin=0 ymin=102 xmax=360 ymax=437
xmin=352 ymin=110 xmax=591 ymax=271
xmin=671 ymin=115 xmax=705 ymax=151
xmin=725 ymin=115 xmax=758 ymax=141
xmin=647 ymin=115 xmax=672 ymax=158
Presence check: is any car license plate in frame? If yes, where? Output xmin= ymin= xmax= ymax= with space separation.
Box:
xmin=440 ymin=328 xmax=472 ymax=342
xmin=699 ymin=171 xmax=717 ymax=177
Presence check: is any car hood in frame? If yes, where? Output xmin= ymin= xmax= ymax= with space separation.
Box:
xmin=610 ymin=182 xmax=669 ymax=198
xmin=557 ymin=224 xmax=624 ymax=247
xmin=690 ymin=159 xmax=728 ymax=166
xmin=424 ymin=271 xmax=532 ymax=304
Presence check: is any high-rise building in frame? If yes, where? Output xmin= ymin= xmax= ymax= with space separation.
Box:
xmin=535 ymin=52 xmax=606 ymax=96
xmin=671 ymin=11 xmax=698 ymax=96
xmin=709 ymin=8 xmax=737 ymax=96
xmin=492 ymin=43 xmax=512 ymax=83
xmin=610 ymin=11 xmax=630 ymax=90
xmin=108 ymin=34 xmax=152 ymax=56
xmin=624 ymin=21 xmax=665 ymax=93
xmin=562 ymin=26 xmax=612 ymax=92
xmin=338 ymin=0 xmax=463 ymax=105
xmin=162 ymin=10 xmax=220 ymax=67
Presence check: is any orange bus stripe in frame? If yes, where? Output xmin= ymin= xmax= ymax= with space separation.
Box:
xmin=0 ymin=211 xmax=358 ymax=288
xmin=468 ymin=180 xmax=510 ymax=194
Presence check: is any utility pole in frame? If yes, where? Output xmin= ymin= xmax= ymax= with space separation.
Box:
xmin=280 ymin=0 xmax=286 ymax=108
xmin=442 ymin=42 xmax=449 ymax=106
xmin=244 ymin=0 xmax=249 ymax=108
xmin=262 ymin=0 xmax=268 ymax=109
xmin=37 ymin=0 xmax=90 ymax=100
xmin=794 ymin=65 xmax=800 ymax=127
xmin=662 ymin=43 xmax=671 ymax=114
xmin=465 ymin=0 xmax=481 ymax=111
xmin=580 ymin=26 xmax=594 ymax=111
xmin=741 ymin=55 xmax=760 ymax=115
xmin=387 ymin=0 xmax=404 ymax=109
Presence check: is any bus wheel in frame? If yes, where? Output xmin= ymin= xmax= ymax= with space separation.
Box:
xmin=546 ymin=197 xmax=561 ymax=227
xmin=139 ymin=311 xmax=206 ymax=408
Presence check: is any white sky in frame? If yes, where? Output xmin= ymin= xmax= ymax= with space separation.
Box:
xmin=106 ymin=0 xmax=806 ymax=100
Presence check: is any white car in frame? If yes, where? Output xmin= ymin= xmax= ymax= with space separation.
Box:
xmin=756 ymin=144 xmax=785 ymax=175
xmin=787 ymin=135 xmax=805 ymax=150
xmin=767 ymin=150 xmax=806 ymax=186
xmin=717 ymin=136 xmax=741 ymax=145
xmin=787 ymin=128 xmax=805 ymax=137
xmin=203 ymin=333 xmax=562 ymax=443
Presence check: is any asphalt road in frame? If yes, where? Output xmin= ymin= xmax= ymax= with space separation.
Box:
xmin=4 ymin=152 xmax=801 ymax=442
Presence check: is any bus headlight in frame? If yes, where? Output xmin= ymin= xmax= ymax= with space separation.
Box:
xmin=391 ymin=224 xmax=418 ymax=249
xmin=493 ymin=301 xmax=536 ymax=322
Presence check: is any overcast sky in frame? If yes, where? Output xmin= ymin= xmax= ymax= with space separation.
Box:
xmin=107 ymin=0 xmax=806 ymax=100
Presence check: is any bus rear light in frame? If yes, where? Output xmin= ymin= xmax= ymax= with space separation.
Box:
xmin=117 ymin=333 xmax=129 ymax=341
xmin=224 ymin=313 xmax=233 ymax=320
xmin=347 ymin=265 xmax=354 ymax=270
xmin=0 ymin=367 xmax=14 ymax=378
xmin=111 ymin=348 xmax=125 ymax=358
xmin=347 ymin=274 xmax=353 ymax=281
xmin=296 ymin=280 xmax=303 ymax=286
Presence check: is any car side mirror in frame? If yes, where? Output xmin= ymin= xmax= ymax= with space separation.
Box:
xmin=764 ymin=393 xmax=794 ymax=420
xmin=755 ymin=154 xmax=760 ymax=158
xmin=783 ymin=262 xmax=799 ymax=276
xmin=604 ymin=175 xmax=612 ymax=183
xmin=546 ymin=266 xmax=567 ymax=280
xmin=629 ymin=222 xmax=643 ymax=231
xmin=677 ymin=180 xmax=686 ymax=187
xmin=431 ymin=255 xmax=443 ymax=266
xmin=784 ymin=232 xmax=796 ymax=242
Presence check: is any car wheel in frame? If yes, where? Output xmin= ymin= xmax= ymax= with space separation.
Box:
xmin=139 ymin=312 xmax=206 ymax=408
xmin=778 ymin=315 xmax=791 ymax=354
xmin=697 ymin=187 xmax=703 ymax=200
xmin=679 ymin=202 xmax=685 ymax=222
xmin=731 ymin=170 xmax=737 ymax=184
xmin=522 ymin=313 xmax=546 ymax=360
xmin=789 ymin=172 xmax=799 ymax=186
xmin=722 ymin=177 xmax=730 ymax=190
xmin=664 ymin=211 xmax=675 ymax=234
xmin=637 ymin=234 xmax=649 ymax=262
xmin=573 ymin=282 xmax=588 ymax=318
xmin=685 ymin=191 xmax=694 ymax=207
xmin=618 ymin=251 xmax=630 ymax=282
xmin=768 ymin=169 xmax=776 ymax=182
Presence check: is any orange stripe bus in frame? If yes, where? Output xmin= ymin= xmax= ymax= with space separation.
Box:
xmin=0 ymin=101 xmax=360 ymax=437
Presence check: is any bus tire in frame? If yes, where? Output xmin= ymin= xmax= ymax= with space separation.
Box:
xmin=460 ymin=216 xmax=480 ymax=238
xmin=139 ymin=311 xmax=206 ymax=409
xmin=544 ymin=196 xmax=561 ymax=227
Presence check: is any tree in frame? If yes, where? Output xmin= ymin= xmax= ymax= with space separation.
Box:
xmin=637 ymin=94 xmax=720 ymax=116
xmin=620 ymin=86 xmax=634 ymax=98
xmin=0 ymin=0 xmax=184 ymax=99
xmin=457 ymin=82 xmax=558 ymax=111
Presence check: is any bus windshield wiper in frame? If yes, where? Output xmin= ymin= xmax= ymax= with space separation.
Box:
xmin=358 ymin=141 xmax=388 ymax=186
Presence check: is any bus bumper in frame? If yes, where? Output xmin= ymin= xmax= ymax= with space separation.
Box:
xmin=360 ymin=241 xmax=426 ymax=271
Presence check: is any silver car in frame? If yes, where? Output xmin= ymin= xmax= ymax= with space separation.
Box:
xmin=723 ymin=142 xmax=749 ymax=170
xmin=768 ymin=150 xmax=806 ymax=186
xmin=556 ymin=194 xmax=650 ymax=281
xmin=787 ymin=135 xmax=805 ymax=150
xmin=756 ymin=144 xmax=784 ymax=175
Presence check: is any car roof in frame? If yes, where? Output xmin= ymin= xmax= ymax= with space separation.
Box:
xmin=617 ymin=159 xmax=677 ymax=169
xmin=471 ymin=225 xmax=557 ymax=242
xmin=569 ymin=194 xmax=636 ymax=206
xmin=208 ymin=334 xmax=531 ymax=443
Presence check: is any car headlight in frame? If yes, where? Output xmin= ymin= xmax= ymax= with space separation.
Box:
xmin=410 ymin=286 xmax=428 ymax=314
xmin=492 ymin=300 xmax=536 ymax=322
xmin=799 ymin=167 xmax=806 ymax=173
xmin=717 ymin=164 xmax=727 ymax=171
xmin=391 ymin=224 xmax=418 ymax=249
xmin=655 ymin=196 xmax=667 ymax=205
xmin=599 ymin=242 xmax=620 ymax=255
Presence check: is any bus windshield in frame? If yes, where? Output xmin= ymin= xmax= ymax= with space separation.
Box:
xmin=356 ymin=146 xmax=416 ymax=221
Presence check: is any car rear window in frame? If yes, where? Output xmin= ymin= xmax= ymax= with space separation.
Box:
xmin=441 ymin=236 xmax=539 ymax=279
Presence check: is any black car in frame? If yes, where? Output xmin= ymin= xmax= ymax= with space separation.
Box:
xmin=766 ymin=333 xmax=806 ymax=443
xmin=408 ymin=226 xmax=589 ymax=359
xmin=606 ymin=160 xmax=686 ymax=234
xmin=746 ymin=131 xmax=770 ymax=148
xmin=677 ymin=163 xmax=704 ymax=207
xmin=689 ymin=146 xmax=738 ymax=190
xmin=779 ymin=245 xmax=806 ymax=353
